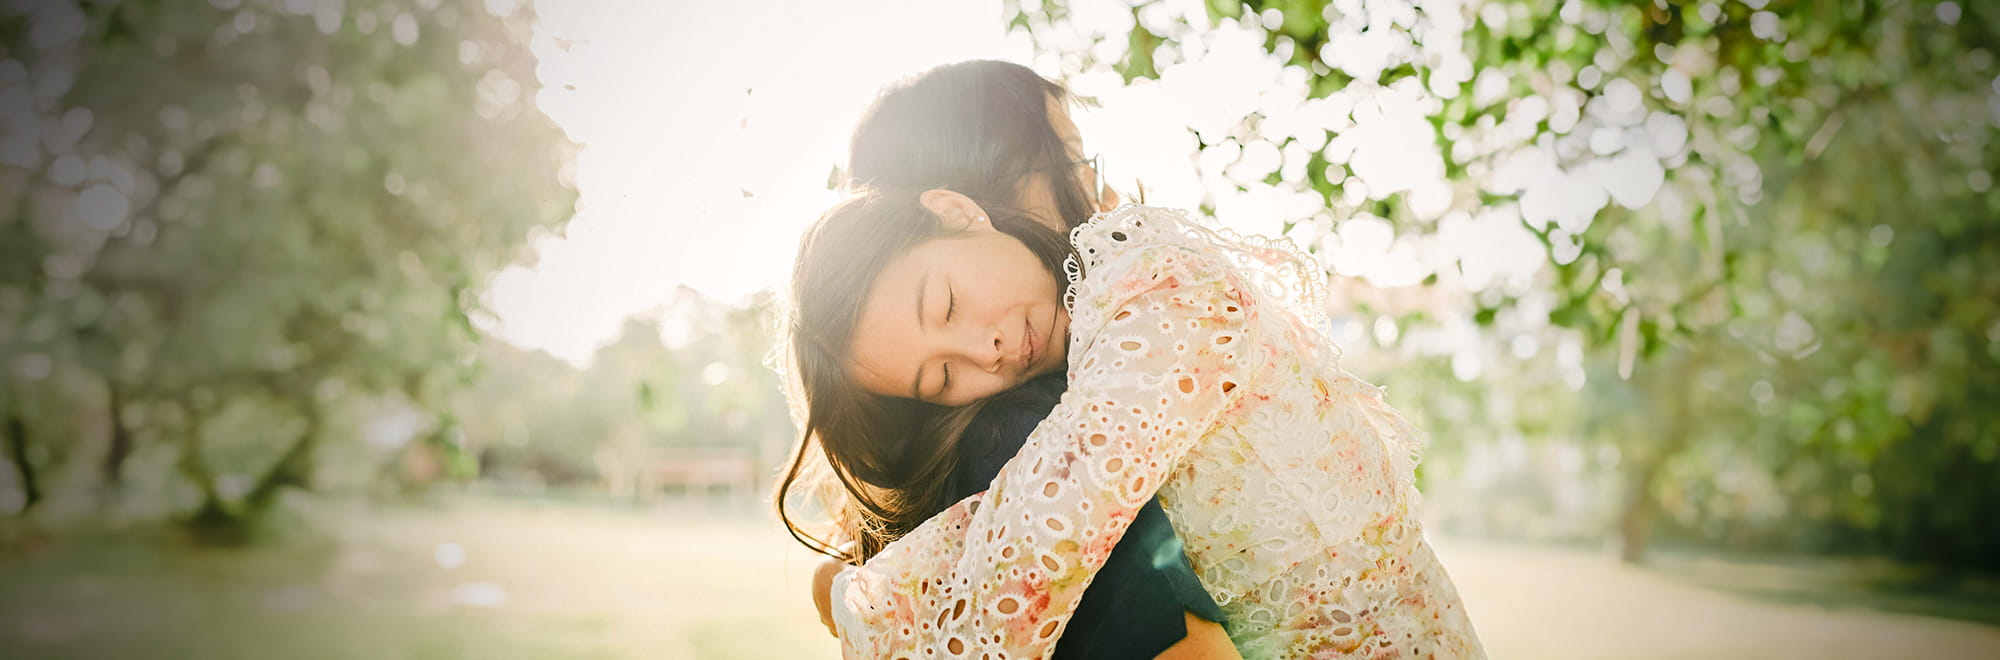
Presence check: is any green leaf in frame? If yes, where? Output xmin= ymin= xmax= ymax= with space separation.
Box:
xmin=1119 ymin=20 xmax=1160 ymax=83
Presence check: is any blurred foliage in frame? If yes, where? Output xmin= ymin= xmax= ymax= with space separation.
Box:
xmin=1009 ymin=0 xmax=1999 ymax=570
xmin=451 ymin=290 xmax=791 ymax=493
xmin=2 ymin=0 xmax=1993 ymax=581
xmin=0 ymin=0 xmax=574 ymax=541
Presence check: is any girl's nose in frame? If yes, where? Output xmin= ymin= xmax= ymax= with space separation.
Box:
xmin=980 ymin=330 xmax=1004 ymax=373
xmin=958 ymin=327 xmax=1004 ymax=374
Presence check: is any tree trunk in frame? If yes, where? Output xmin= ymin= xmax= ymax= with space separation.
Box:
xmin=241 ymin=404 xmax=322 ymax=520
xmin=102 ymin=382 xmax=132 ymax=489
xmin=177 ymin=402 xmax=323 ymax=545
xmin=1614 ymin=355 xmax=1696 ymax=565
xmin=1615 ymin=459 xmax=1661 ymax=564
xmin=5 ymin=410 xmax=39 ymax=513
xmin=176 ymin=413 xmax=251 ymax=545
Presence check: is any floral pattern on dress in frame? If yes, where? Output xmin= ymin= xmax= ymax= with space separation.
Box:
xmin=831 ymin=205 xmax=1484 ymax=659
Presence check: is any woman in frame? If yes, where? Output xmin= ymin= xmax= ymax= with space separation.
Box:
xmin=786 ymin=187 xmax=1485 ymax=658
xmin=776 ymin=60 xmax=1236 ymax=658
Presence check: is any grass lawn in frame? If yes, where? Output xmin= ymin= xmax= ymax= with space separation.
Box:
xmin=2 ymin=496 xmax=1997 ymax=659
xmin=0 ymin=497 xmax=838 ymax=659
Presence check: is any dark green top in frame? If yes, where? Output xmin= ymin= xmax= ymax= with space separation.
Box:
xmin=951 ymin=373 xmax=1225 ymax=659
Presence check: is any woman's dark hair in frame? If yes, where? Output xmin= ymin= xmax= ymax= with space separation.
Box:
xmin=773 ymin=61 xmax=1096 ymax=564
xmin=776 ymin=187 xmax=1074 ymax=563
xmin=846 ymin=60 xmax=1099 ymax=231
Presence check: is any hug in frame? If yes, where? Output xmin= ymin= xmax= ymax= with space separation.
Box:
xmin=775 ymin=60 xmax=1484 ymax=659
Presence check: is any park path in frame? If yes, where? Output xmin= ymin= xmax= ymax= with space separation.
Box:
xmin=614 ymin=507 xmax=2000 ymax=658
xmin=305 ymin=504 xmax=2000 ymax=659
xmin=5 ymin=501 xmax=1997 ymax=658
xmin=1432 ymin=537 xmax=2000 ymax=659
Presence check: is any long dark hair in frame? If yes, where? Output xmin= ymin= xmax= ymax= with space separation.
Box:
xmin=774 ymin=61 xmax=1096 ymax=564
xmin=777 ymin=187 xmax=1073 ymax=563
xmin=846 ymin=60 xmax=1099 ymax=231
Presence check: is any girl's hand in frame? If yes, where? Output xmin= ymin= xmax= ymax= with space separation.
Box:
xmin=1156 ymin=612 xmax=1242 ymax=660
xmin=812 ymin=558 xmax=845 ymax=637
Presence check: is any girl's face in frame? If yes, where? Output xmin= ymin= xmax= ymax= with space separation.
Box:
xmin=847 ymin=190 xmax=1071 ymax=407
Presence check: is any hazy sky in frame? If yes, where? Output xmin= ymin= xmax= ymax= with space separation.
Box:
xmin=485 ymin=0 xmax=1025 ymax=364
xmin=486 ymin=0 xmax=1576 ymax=367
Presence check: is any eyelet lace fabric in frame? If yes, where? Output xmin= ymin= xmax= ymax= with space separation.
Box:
xmin=833 ymin=206 xmax=1483 ymax=659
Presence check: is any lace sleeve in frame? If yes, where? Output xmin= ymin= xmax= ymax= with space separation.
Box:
xmin=1080 ymin=206 xmax=1422 ymax=484
xmin=834 ymin=244 xmax=1260 ymax=659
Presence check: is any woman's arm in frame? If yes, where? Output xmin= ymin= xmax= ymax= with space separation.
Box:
xmin=833 ymin=244 xmax=1261 ymax=658
xmin=814 ymin=501 xmax=1229 ymax=656
xmin=944 ymin=375 xmax=1230 ymax=657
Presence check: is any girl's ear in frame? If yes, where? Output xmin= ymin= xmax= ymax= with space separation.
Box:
xmin=917 ymin=189 xmax=992 ymax=232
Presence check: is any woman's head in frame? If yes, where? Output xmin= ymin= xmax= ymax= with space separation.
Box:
xmin=846 ymin=60 xmax=1115 ymax=232
xmin=777 ymin=186 xmax=1074 ymax=561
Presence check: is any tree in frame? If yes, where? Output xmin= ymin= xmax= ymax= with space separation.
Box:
xmin=1009 ymin=0 xmax=1999 ymax=568
xmin=452 ymin=288 xmax=794 ymax=496
xmin=0 ymin=0 xmax=575 ymax=540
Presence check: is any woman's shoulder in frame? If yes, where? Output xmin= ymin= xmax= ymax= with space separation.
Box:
xmin=1061 ymin=212 xmax=1254 ymax=351
xmin=1067 ymin=205 xmax=1230 ymax=289
xmin=1064 ymin=204 xmax=1332 ymax=346
xmin=1064 ymin=205 xmax=1273 ymax=301
xmin=1066 ymin=205 xmax=1211 ymax=271
xmin=1069 ymin=204 xmax=1310 ymax=282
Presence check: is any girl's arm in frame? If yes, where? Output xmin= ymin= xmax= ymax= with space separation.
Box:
xmin=813 ymin=558 xmax=844 ymax=636
xmin=832 ymin=244 xmax=1260 ymax=658
xmin=1159 ymin=613 xmax=1244 ymax=660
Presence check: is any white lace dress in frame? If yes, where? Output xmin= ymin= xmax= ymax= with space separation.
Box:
xmin=829 ymin=205 xmax=1484 ymax=659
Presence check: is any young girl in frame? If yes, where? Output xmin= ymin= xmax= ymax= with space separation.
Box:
xmin=784 ymin=188 xmax=1485 ymax=658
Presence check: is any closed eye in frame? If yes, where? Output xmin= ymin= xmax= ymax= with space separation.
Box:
xmin=939 ymin=287 xmax=955 ymax=400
